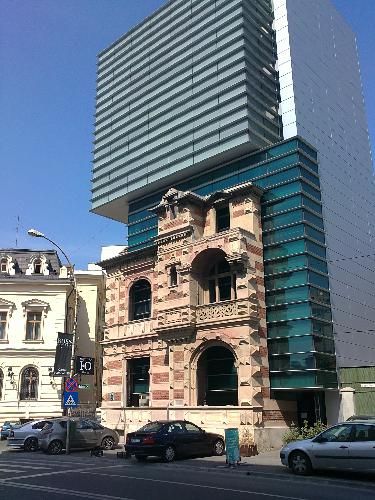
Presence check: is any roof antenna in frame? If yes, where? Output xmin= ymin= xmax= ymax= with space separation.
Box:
xmin=15 ymin=215 xmax=20 ymax=247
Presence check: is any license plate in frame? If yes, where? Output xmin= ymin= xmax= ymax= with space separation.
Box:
xmin=131 ymin=438 xmax=140 ymax=443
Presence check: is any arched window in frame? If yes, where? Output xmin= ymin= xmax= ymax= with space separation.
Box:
xmin=207 ymin=258 xmax=236 ymax=303
xmin=0 ymin=368 xmax=3 ymax=400
xmin=19 ymin=367 xmax=38 ymax=400
xmin=197 ymin=346 xmax=238 ymax=406
xmin=129 ymin=280 xmax=151 ymax=321
xmin=34 ymin=259 xmax=42 ymax=274
xmin=0 ymin=258 xmax=8 ymax=273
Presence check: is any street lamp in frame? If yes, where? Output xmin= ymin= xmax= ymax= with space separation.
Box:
xmin=28 ymin=228 xmax=78 ymax=453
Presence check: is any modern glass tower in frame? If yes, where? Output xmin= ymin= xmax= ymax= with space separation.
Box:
xmin=91 ymin=0 xmax=374 ymax=421
xmin=273 ymin=0 xmax=375 ymax=376
xmin=92 ymin=0 xmax=282 ymax=222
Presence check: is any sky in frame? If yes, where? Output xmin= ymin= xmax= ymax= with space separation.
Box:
xmin=1 ymin=0 xmax=374 ymax=270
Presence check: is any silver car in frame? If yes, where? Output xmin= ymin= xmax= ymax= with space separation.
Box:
xmin=38 ymin=417 xmax=119 ymax=454
xmin=280 ymin=420 xmax=375 ymax=475
xmin=7 ymin=419 xmax=51 ymax=451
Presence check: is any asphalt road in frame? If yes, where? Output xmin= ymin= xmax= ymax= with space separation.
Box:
xmin=0 ymin=443 xmax=374 ymax=500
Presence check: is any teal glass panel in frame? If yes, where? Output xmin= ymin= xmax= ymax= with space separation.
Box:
xmin=310 ymin=287 xmax=331 ymax=305
xmin=306 ymin=241 xmax=326 ymax=259
xmin=265 ymin=270 xmax=308 ymax=291
xmin=264 ymin=239 xmax=305 ymax=260
xmin=314 ymin=336 xmax=335 ymax=353
xmin=262 ymin=195 xmax=302 ymax=216
xmin=267 ymin=140 xmax=298 ymax=158
xmin=301 ymin=182 xmax=321 ymax=201
xmin=270 ymin=372 xmax=318 ymax=388
xmin=263 ymin=209 xmax=303 ymax=231
xmin=265 ymin=255 xmax=307 ymax=275
xmin=301 ymin=168 xmax=320 ymax=186
xmin=298 ymin=140 xmax=318 ymax=160
xmin=311 ymin=303 xmax=332 ymax=322
xmin=211 ymin=175 xmax=239 ymax=192
xmin=306 ymin=225 xmax=325 ymax=243
xmin=309 ymin=271 xmax=329 ymax=290
xmin=267 ymin=319 xmax=314 ymax=338
xmin=128 ymin=209 xmax=155 ymax=224
xmin=315 ymin=353 xmax=336 ymax=370
xmin=128 ymin=228 xmax=157 ymax=246
xmin=299 ymin=154 xmax=319 ymax=173
xmin=266 ymin=286 xmax=310 ymax=306
xmin=268 ymin=336 xmax=314 ymax=355
xmin=312 ymin=320 xmax=333 ymax=337
xmin=308 ymin=256 xmax=328 ymax=274
xmin=129 ymin=192 xmax=162 ymax=213
xmin=263 ymin=224 xmax=305 ymax=245
xmin=261 ymin=181 xmax=301 ymax=201
xmin=302 ymin=196 xmax=322 ymax=214
xmin=256 ymin=167 xmax=300 ymax=189
xmin=304 ymin=211 xmax=324 ymax=229
xmin=128 ymin=216 xmax=158 ymax=235
xmin=267 ymin=302 xmax=311 ymax=322
xmin=270 ymin=353 xmax=316 ymax=371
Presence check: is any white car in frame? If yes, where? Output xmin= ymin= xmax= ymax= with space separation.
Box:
xmin=280 ymin=420 xmax=375 ymax=475
xmin=7 ymin=419 xmax=51 ymax=451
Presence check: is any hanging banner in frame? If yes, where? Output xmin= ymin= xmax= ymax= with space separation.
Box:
xmin=53 ymin=332 xmax=73 ymax=376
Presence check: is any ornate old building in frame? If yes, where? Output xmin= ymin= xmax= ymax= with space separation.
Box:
xmin=100 ymin=183 xmax=295 ymax=448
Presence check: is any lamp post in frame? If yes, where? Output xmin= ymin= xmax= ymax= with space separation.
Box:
xmin=28 ymin=228 xmax=78 ymax=454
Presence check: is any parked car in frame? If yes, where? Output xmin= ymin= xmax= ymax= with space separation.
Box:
xmin=38 ymin=417 xmax=119 ymax=455
xmin=7 ymin=419 xmax=51 ymax=451
xmin=125 ymin=420 xmax=225 ymax=462
xmin=1 ymin=421 xmax=20 ymax=440
xmin=347 ymin=415 xmax=375 ymax=421
xmin=280 ymin=420 xmax=375 ymax=475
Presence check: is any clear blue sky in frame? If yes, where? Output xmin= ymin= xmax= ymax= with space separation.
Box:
xmin=1 ymin=0 xmax=374 ymax=269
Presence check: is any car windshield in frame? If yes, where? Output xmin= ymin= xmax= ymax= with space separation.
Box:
xmin=138 ymin=422 xmax=164 ymax=433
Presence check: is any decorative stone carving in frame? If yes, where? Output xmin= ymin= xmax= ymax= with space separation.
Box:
xmin=196 ymin=301 xmax=237 ymax=322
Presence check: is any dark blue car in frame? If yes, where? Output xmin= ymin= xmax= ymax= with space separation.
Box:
xmin=125 ymin=420 xmax=225 ymax=462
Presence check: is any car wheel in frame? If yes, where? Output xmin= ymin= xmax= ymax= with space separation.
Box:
xmin=24 ymin=437 xmax=38 ymax=452
xmin=101 ymin=436 xmax=115 ymax=450
xmin=163 ymin=445 xmax=176 ymax=463
xmin=135 ymin=455 xmax=147 ymax=462
xmin=47 ymin=440 xmax=63 ymax=455
xmin=289 ymin=451 xmax=312 ymax=476
xmin=212 ymin=439 xmax=225 ymax=456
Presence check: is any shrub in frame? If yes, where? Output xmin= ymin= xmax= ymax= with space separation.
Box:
xmin=282 ymin=420 xmax=327 ymax=444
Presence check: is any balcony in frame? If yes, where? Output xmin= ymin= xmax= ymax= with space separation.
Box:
xmin=196 ymin=298 xmax=256 ymax=326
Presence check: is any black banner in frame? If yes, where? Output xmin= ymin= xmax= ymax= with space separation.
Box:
xmin=53 ymin=332 xmax=73 ymax=376
xmin=75 ymin=356 xmax=95 ymax=375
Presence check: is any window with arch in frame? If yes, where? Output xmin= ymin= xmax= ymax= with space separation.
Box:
xmin=207 ymin=258 xmax=236 ymax=303
xmin=0 ymin=258 xmax=8 ymax=273
xmin=0 ymin=368 xmax=3 ymax=400
xmin=19 ymin=367 xmax=38 ymax=400
xmin=33 ymin=258 xmax=42 ymax=274
xmin=197 ymin=346 xmax=238 ymax=406
xmin=129 ymin=280 xmax=151 ymax=321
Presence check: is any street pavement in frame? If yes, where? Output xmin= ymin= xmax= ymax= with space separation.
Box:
xmin=0 ymin=440 xmax=374 ymax=500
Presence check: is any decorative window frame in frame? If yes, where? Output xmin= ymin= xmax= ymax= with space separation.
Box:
xmin=0 ymin=298 xmax=16 ymax=342
xmin=25 ymin=254 xmax=50 ymax=276
xmin=0 ymin=255 xmax=15 ymax=275
xmin=22 ymin=299 xmax=49 ymax=342
xmin=19 ymin=365 xmax=39 ymax=401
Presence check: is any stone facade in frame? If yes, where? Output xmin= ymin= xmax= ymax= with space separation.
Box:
xmin=100 ymin=184 xmax=296 ymax=449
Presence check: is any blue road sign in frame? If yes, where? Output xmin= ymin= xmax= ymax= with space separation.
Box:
xmin=63 ymin=391 xmax=79 ymax=408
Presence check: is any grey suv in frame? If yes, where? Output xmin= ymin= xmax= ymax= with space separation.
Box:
xmin=38 ymin=418 xmax=119 ymax=454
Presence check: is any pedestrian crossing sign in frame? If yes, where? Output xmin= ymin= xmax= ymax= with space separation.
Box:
xmin=63 ymin=391 xmax=79 ymax=407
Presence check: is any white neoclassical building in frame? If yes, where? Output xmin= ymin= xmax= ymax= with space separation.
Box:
xmin=0 ymin=249 xmax=105 ymax=424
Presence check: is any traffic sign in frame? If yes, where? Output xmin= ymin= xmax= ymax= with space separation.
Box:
xmin=63 ymin=392 xmax=79 ymax=408
xmin=65 ymin=378 xmax=78 ymax=392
